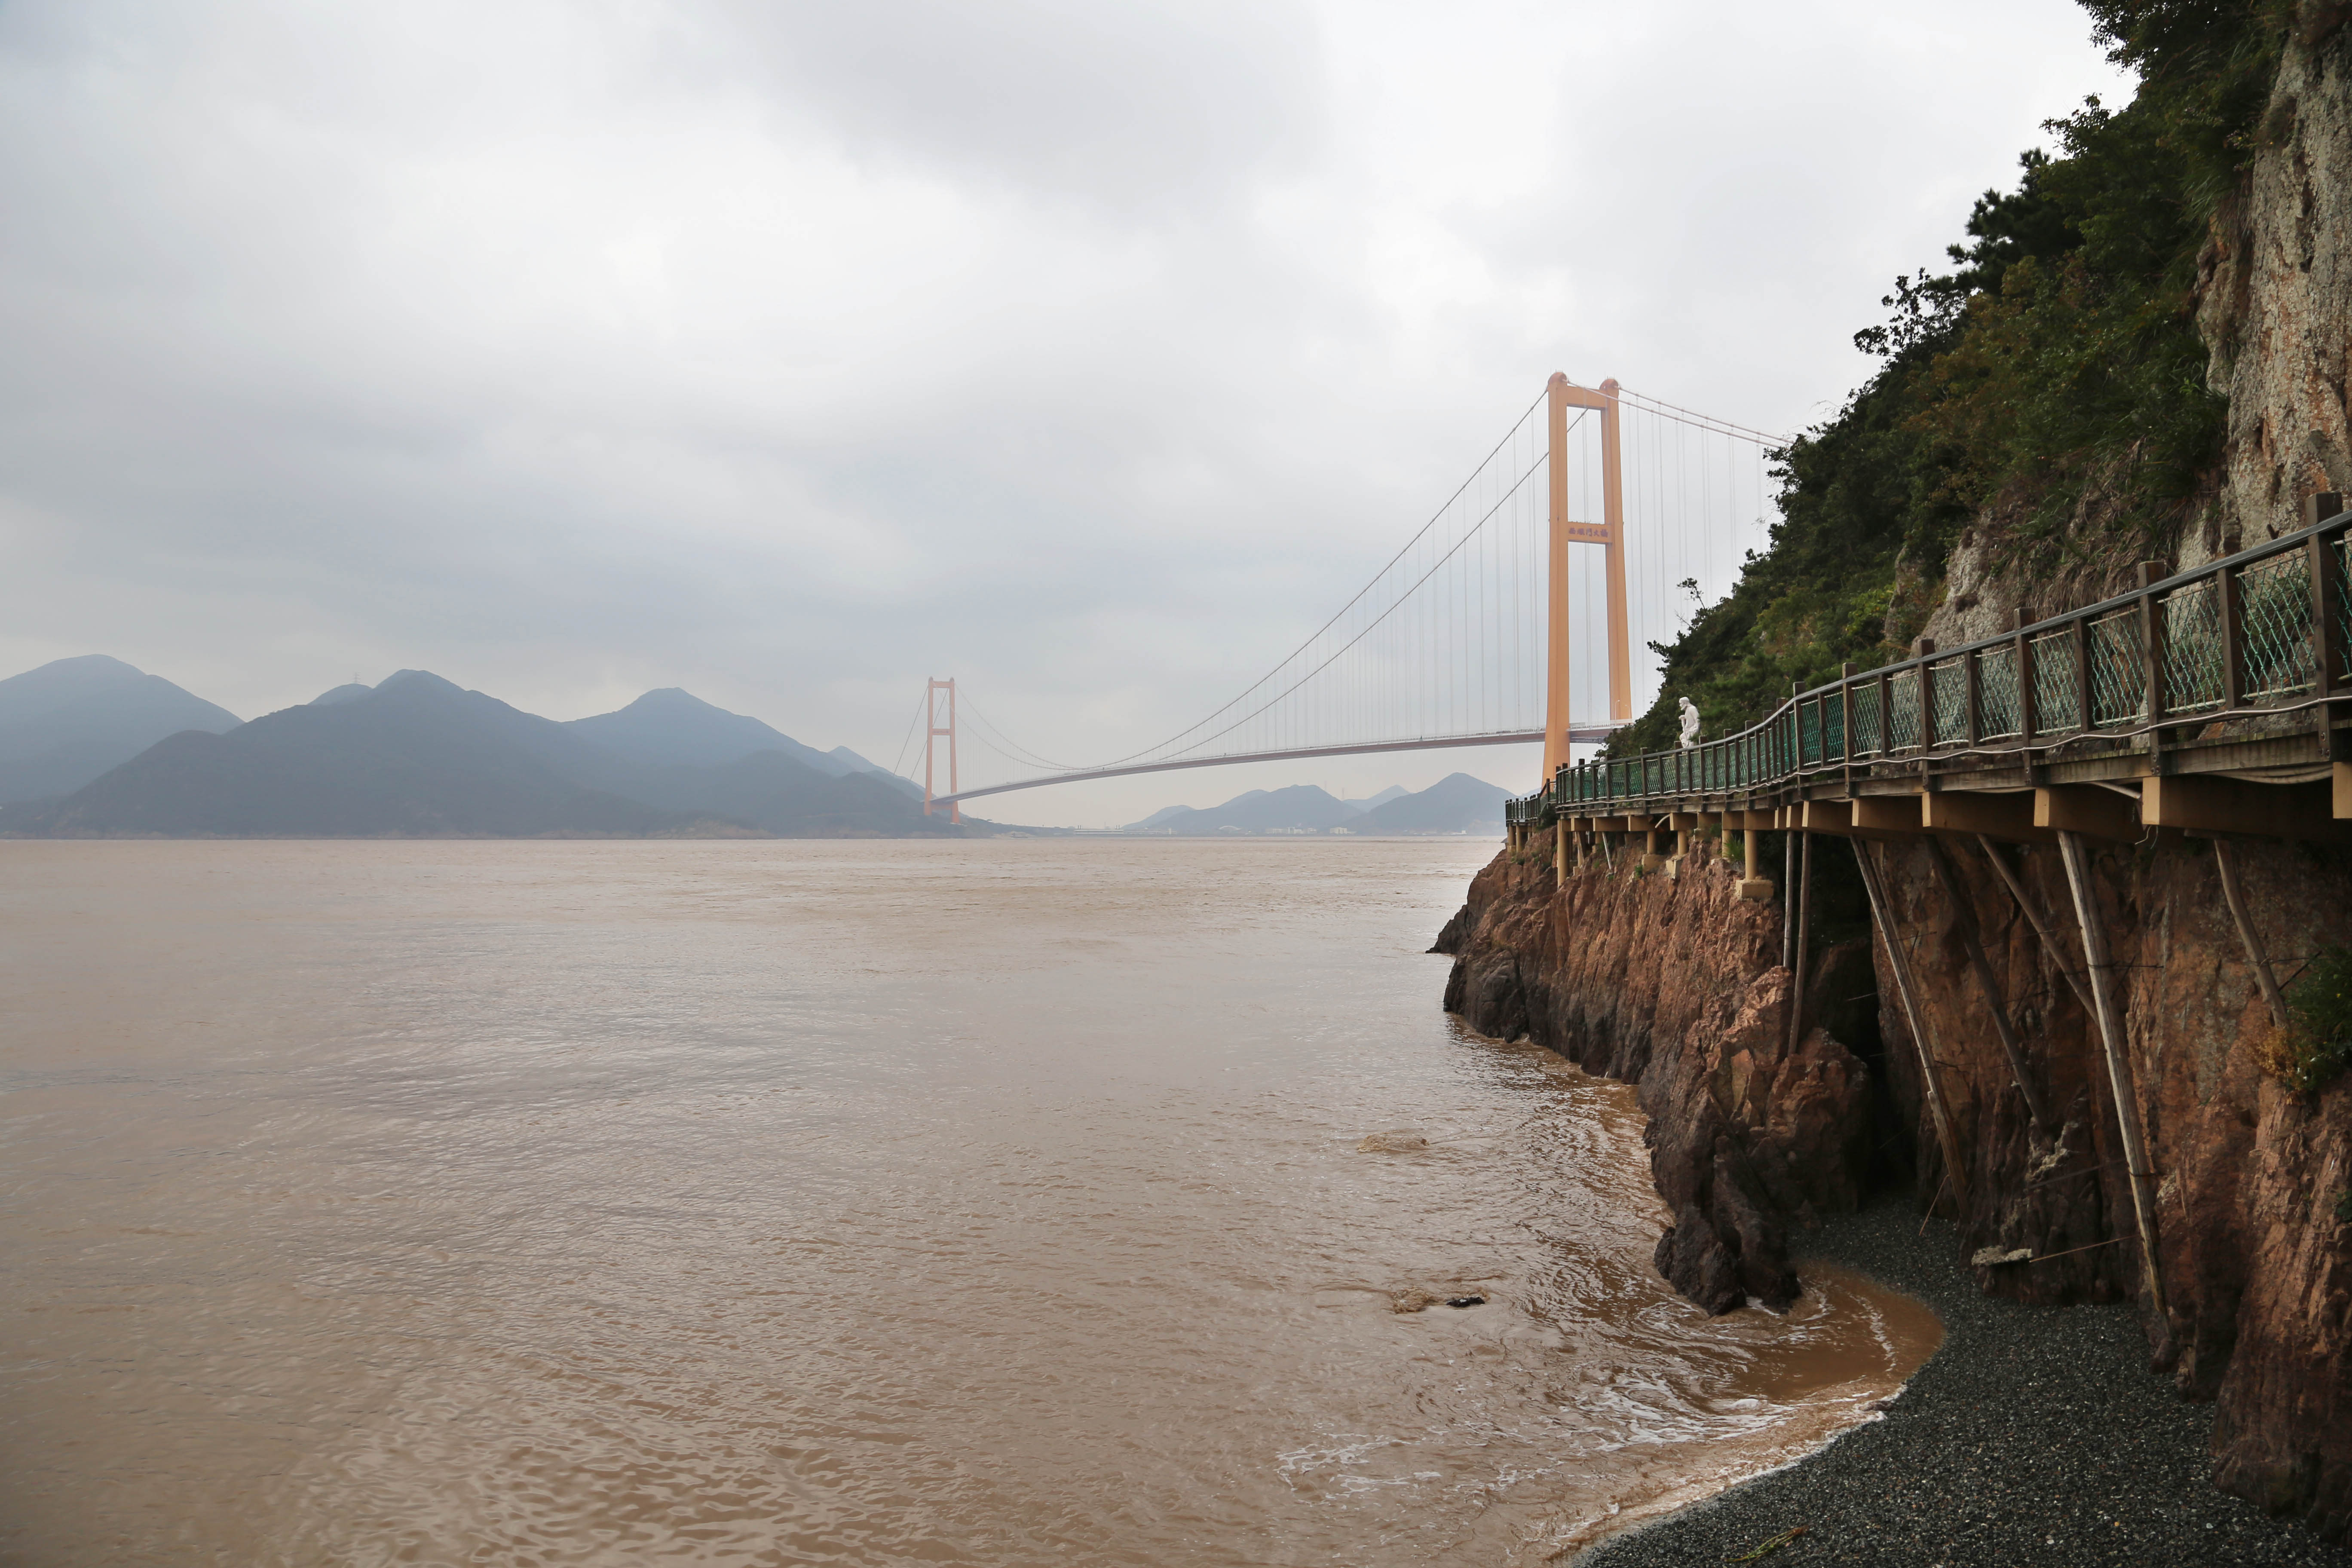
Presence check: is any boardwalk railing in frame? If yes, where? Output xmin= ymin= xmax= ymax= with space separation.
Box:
xmin=1507 ymin=510 xmax=2352 ymax=828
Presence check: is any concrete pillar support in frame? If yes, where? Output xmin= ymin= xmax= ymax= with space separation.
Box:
xmin=1736 ymin=825 xmax=1774 ymax=900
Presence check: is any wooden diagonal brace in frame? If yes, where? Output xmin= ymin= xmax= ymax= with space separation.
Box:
xmin=1853 ymin=840 xmax=1969 ymax=1211
xmin=1974 ymin=835 xmax=2095 ymax=1017
xmin=2210 ymin=839 xmax=2290 ymax=1029
xmin=1923 ymin=836 xmax=2055 ymax=1133
xmin=2056 ymin=830 xmax=2168 ymax=1322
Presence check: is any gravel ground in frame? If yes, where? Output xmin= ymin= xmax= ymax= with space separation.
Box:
xmin=1576 ymin=1199 xmax=2352 ymax=1568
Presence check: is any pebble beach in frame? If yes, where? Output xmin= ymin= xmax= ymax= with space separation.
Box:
xmin=1578 ymin=1200 xmax=2352 ymax=1568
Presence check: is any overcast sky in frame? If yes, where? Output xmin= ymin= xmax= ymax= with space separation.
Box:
xmin=0 ymin=0 xmax=2132 ymax=824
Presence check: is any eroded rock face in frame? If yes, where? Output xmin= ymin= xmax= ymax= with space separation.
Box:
xmin=1868 ymin=833 xmax=2352 ymax=1541
xmin=1443 ymin=828 xmax=2352 ymax=1539
xmin=2201 ymin=11 xmax=2352 ymax=552
xmin=1918 ymin=20 xmax=2352 ymax=643
xmin=1441 ymin=840 xmax=1871 ymax=1314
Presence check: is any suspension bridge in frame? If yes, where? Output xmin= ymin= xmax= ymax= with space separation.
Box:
xmin=893 ymin=374 xmax=1785 ymax=821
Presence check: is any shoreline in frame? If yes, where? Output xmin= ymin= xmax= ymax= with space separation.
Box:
xmin=1577 ymin=1197 xmax=2352 ymax=1567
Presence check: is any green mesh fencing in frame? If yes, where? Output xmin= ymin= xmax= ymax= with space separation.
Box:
xmin=2162 ymin=578 xmax=2226 ymax=714
xmin=2089 ymin=609 xmax=2145 ymax=727
xmin=1889 ymin=668 xmax=1920 ymax=749
xmin=1851 ymin=682 xmax=1882 ymax=754
xmin=2030 ymin=629 xmax=2078 ymax=731
xmin=1931 ymin=656 xmax=1967 ymax=743
xmin=2239 ymin=550 xmax=2317 ymax=700
xmin=1976 ymin=645 xmax=2021 ymax=738
xmin=2337 ymin=536 xmax=2351 ymax=684
xmin=1509 ymin=526 xmax=2352 ymax=827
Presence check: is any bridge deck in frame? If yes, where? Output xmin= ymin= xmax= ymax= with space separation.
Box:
xmin=932 ymin=726 xmax=1620 ymax=808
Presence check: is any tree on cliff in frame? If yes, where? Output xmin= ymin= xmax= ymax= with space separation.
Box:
xmin=1607 ymin=0 xmax=2299 ymax=757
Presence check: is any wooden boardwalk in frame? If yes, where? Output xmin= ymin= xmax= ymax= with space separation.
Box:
xmin=1507 ymin=504 xmax=2352 ymax=849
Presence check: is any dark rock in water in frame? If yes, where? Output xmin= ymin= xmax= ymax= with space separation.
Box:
xmin=1443 ymin=1295 xmax=1485 ymax=1309
xmin=1444 ymin=844 xmax=1866 ymax=1319
xmin=1428 ymin=902 xmax=1473 ymax=955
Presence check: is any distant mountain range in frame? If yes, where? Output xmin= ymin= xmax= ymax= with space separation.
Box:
xmin=563 ymin=687 xmax=898 ymax=783
xmin=0 ymin=654 xmax=1514 ymax=839
xmin=0 ymin=655 xmax=242 ymax=804
xmin=0 ymin=659 xmax=968 ymax=839
xmin=1123 ymin=772 xmax=1508 ymax=836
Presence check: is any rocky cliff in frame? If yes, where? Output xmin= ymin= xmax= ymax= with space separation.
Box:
xmin=1438 ymin=840 xmax=1876 ymax=1314
xmin=2202 ymin=6 xmax=2352 ymax=554
xmin=1441 ymin=824 xmax=2352 ymax=1540
xmin=1444 ymin=12 xmax=2352 ymax=1538
xmin=1930 ymin=10 xmax=2352 ymax=637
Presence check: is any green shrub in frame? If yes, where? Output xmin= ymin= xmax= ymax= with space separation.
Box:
xmin=1603 ymin=2 xmax=2291 ymax=761
xmin=2256 ymin=945 xmax=2352 ymax=1097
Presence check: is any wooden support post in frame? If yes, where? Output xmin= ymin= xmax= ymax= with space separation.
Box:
xmin=1641 ymin=824 xmax=1669 ymax=872
xmin=1807 ymin=798 xmax=1908 ymax=841
xmin=2035 ymin=785 xmax=2141 ymax=842
xmin=2057 ymin=830 xmax=2168 ymax=1321
xmin=1922 ymin=790 xmax=2050 ymax=844
xmin=1839 ymin=665 xmax=1855 ymax=770
xmin=1915 ymin=639 xmax=1939 ymax=750
xmin=2211 ymin=839 xmax=2290 ymax=1029
xmin=2014 ymin=606 xmax=2038 ymax=743
xmin=1852 ymin=795 xmax=1923 ymax=834
xmin=1787 ymin=830 xmax=1813 ymax=1051
xmin=1975 ymin=835 xmax=2095 ymax=1017
xmin=2308 ymin=494 xmax=2344 ymax=700
xmin=2071 ymin=614 xmax=2092 ymax=732
xmin=1738 ymin=826 xmax=1773 ymax=900
xmin=1853 ymin=840 xmax=1969 ymax=1211
xmin=1797 ymin=800 xmax=1836 ymax=833
xmin=1554 ymin=818 xmax=1568 ymax=880
xmin=2143 ymin=775 xmax=2349 ymax=842
xmin=2139 ymin=562 xmax=2169 ymax=751
xmin=1923 ymin=836 xmax=2054 ymax=1131
xmin=1965 ymin=647 xmax=1983 ymax=746
xmin=2218 ymin=561 xmax=2246 ymax=710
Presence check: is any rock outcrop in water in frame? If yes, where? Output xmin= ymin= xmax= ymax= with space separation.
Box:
xmin=1439 ymin=828 xmax=2352 ymax=1540
xmin=1437 ymin=841 xmax=1872 ymax=1314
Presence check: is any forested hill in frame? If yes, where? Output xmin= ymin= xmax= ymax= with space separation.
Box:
xmin=1610 ymin=0 xmax=2302 ymax=756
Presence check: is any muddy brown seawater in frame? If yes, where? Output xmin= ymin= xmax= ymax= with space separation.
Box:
xmin=0 ymin=839 xmax=1938 ymax=1565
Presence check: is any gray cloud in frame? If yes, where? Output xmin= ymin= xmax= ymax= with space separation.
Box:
xmin=707 ymin=0 xmax=1325 ymax=211
xmin=0 ymin=0 xmax=2132 ymax=822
